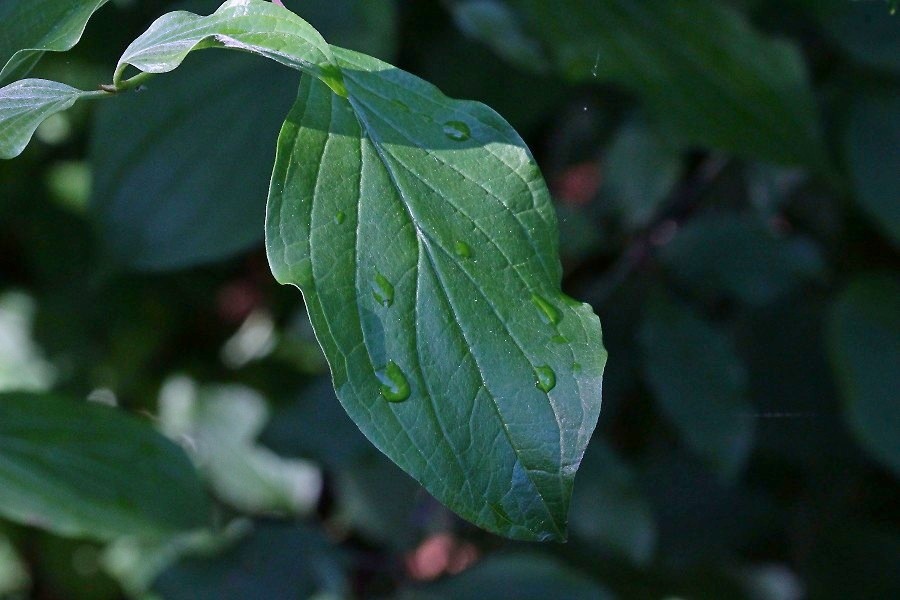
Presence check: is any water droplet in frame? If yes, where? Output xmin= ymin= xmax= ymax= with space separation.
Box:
xmin=551 ymin=335 xmax=568 ymax=344
xmin=454 ymin=240 xmax=472 ymax=258
xmin=535 ymin=365 xmax=556 ymax=392
xmin=372 ymin=272 xmax=395 ymax=307
xmin=334 ymin=211 xmax=346 ymax=225
xmin=319 ymin=63 xmax=348 ymax=98
xmin=442 ymin=120 xmax=471 ymax=141
xmin=376 ymin=361 xmax=410 ymax=402
xmin=531 ymin=294 xmax=562 ymax=325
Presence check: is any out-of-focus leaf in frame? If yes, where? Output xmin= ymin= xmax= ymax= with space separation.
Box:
xmin=158 ymin=377 xmax=322 ymax=515
xmin=152 ymin=522 xmax=346 ymax=600
xmin=297 ymin=0 xmax=399 ymax=61
xmin=602 ymin=117 xmax=684 ymax=231
xmin=451 ymin=0 xmax=551 ymax=72
xmin=804 ymin=524 xmax=900 ymax=600
xmin=0 ymin=79 xmax=86 ymax=160
xmin=819 ymin=2 xmax=900 ymax=73
xmin=661 ymin=213 xmax=826 ymax=307
xmin=399 ymin=554 xmax=613 ymax=600
xmin=0 ymin=291 xmax=56 ymax=392
xmin=90 ymin=53 xmax=298 ymax=270
xmin=828 ymin=275 xmax=900 ymax=476
xmin=569 ymin=440 xmax=656 ymax=565
xmin=640 ymin=293 xmax=754 ymax=477
xmin=0 ymin=0 xmax=110 ymax=85
xmin=846 ymin=91 xmax=900 ymax=246
xmin=0 ymin=391 xmax=209 ymax=540
xmin=501 ymin=0 xmax=825 ymax=167
xmin=0 ymin=534 xmax=29 ymax=597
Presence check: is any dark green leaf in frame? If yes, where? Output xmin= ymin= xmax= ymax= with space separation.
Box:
xmin=846 ymin=91 xmax=900 ymax=246
xmin=0 ymin=392 xmax=209 ymax=540
xmin=828 ymin=275 xmax=900 ymax=476
xmin=0 ymin=0 xmax=110 ymax=85
xmin=640 ymin=293 xmax=754 ymax=477
xmin=501 ymin=0 xmax=825 ymax=167
xmin=819 ymin=2 xmax=900 ymax=73
xmin=266 ymin=47 xmax=606 ymax=541
xmin=0 ymin=79 xmax=86 ymax=160
xmin=90 ymin=53 xmax=297 ymax=270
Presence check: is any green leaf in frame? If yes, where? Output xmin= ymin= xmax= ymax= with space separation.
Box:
xmin=0 ymin=391 xmax=209 ymax=540
xmin=661 ymin=213 xmax=826 ymax=307
xmin=828 ymin=275 xmax=900 ymax=476
xmin=0 ymin=79 xmax=86 ymax=160
xmin=0 ymin=0 xmax=110 ymax=85
xmin=399 ymin=554 xmax=613 ymax=600
xmin=499 ymin=0 xmax=825 ymax=167
xmin=846 ymin=91 xmax=900 ymax=246
xmin=818 ymin=2 xmax=900 ymax=73
xmin=640 ymin=293 xmax=754 ymax=477
xmin=90 ymin=53 xmax=298 ymax=270
xmin=265 ymin=46 xmax=606 ymax=541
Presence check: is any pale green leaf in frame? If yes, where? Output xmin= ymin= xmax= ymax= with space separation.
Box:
xmin=0 ymin=392 xmax=210 ymax=540
xmin=0 ymin=78 xmax=85 ymax=160
xmin=266 ymin=47 xmax=606 ymax=541
xmin=828 ymin=275 xmax=900 ymax=476
xmin=0 ymin=0 xmax=110 ymax=85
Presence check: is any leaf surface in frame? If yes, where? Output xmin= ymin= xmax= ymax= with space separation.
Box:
xmin=266 ymin=47 xmax=606 ymax=540
xmin=0 ymin=392 xmax=209 ymax=540
xmin=0 ymin=0 xmax=110 ymax=85
xmin=0 ymin=79 xmax=85 ymax=159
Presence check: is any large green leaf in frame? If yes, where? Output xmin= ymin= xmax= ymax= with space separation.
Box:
xmin=846 ymin=91 xmax=900 ymax=246
xmin=0 ymin=392 xmax=210 ymax=540
xmin=266 ymin=48 xmax=605 ymax=541
xmin=0 ymin=79 xmax=87 ymax=159
xmin=0 ymin=0 xmax=110 ymax=85
xmin=640 ymin=293 xmax=754 ymax=477
xmin=828 ymin=275 xmax=900 ymax=476
xmin=493 ymin=0 xmax=825 ymax=167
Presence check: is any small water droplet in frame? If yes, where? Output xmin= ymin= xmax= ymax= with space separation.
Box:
xmin=335 ymin=211 xmax=346 ymax=225
xmin=531 ymin=293 xmax=562 ymax=325
xmin=376 ymin=361 xmax=410 ymax=402
xmin=454 ymin=240 xmax=472 ymax=258
xmin=535 ymin=365 xmax=556 ymax=392
xmin=551 ymin=335 xmax=568 ymax=344
xmin=442 ymin=120 xmax=471 ymax=141
xmin=372 ymin=272 xmax=395 ymax=307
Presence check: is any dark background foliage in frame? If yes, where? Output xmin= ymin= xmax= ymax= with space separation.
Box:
xmin=0 ymin=0 xmax=898 ymax=598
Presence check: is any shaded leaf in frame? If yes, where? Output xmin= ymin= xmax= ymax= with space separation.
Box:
xmin=640 ymin=293 xmax=754 ymax=477
xmin=0 ymin=0 xmax=110 ymax=85
xmin=0 ymin=391 xmax=209 ymax=540
xmin=266 ymin=47 xmax=606 ymax=541
xmin=0 ymin=79 xmax=86 ymax=160
xmin=828 ymin=275 xmax=900 ymax=476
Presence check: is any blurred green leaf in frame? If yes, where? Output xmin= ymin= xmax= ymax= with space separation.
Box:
xmin=819 ymin=2 xmax=900 ymax=73
xmin=152 ymin=522 xmax=346 ymax=600
xmin=451 ymin=0 xmax=551 ymax=73
xmin=399 ymin=554 xmax=613 ymax=600
xmin=569 ymin=441 xmax=656 ymax=565
xmin=0 ymin=534 xmax=29 ymax=597
xmin=0 ymin=79 xmax=86 ymax=160
xmin=0 ymin=392 xmax=209 ymax=540
xmin=297 ymin=0 xmax=399 ymax=61
xmin=267 ymin=47 xmax=606 ymax=541
xmin=640 ymin=293 xmax=754 ymax=477
xmin=804 ymin=523 xmax=900 ymax=600
xmin=500 ymin=0 xmax=825 ymax=167
xmin=602 ymin=117 xmax=684 ymax=231
xmin=90 ymin=53 xmax=297 ymax=270
xmin=0 ymin=0 xmax=110 ymax=85
xmin=0 ymin=291 xmax=56 ymax=392
xmin=661 ymin=213 xmax=825 ymax=307
xmin=158 ymin=377 xmax=322 ymax=515
xmin=846 ymin=90 xmax=900 ymax=246
xmin=828 ymin=275 xmax=900 ymax=476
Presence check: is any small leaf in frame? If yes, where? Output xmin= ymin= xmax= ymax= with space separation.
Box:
xmin=0 ymin=0 xmax=110 ymax=85
xmin=640 ymin=293 xmax=754 ymax=477
xmin=266 ymin=48 xmax=606 ymax=541
xmin=0 ymin=79 xmax=86 ymax=160
xmin=0 ymin=391 xmax=210 ymax=540
xmin=828 ymin=275 xmax=900 ymax=476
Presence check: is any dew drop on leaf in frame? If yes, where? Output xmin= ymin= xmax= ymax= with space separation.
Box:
xmin=376 ymin=361 xmax=411 ymax=402
xmin=531 ymin=293 xmax=562 ymax=325
xmin=442 ymin=120 xmax=471 ymax=141
xmin=535 ymin=365 xmax=557 ymax=393
xmin=372 ymin=271 xmax=395 ymax=307
xmin=454 ymin=240 xmax=472 ymax=258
